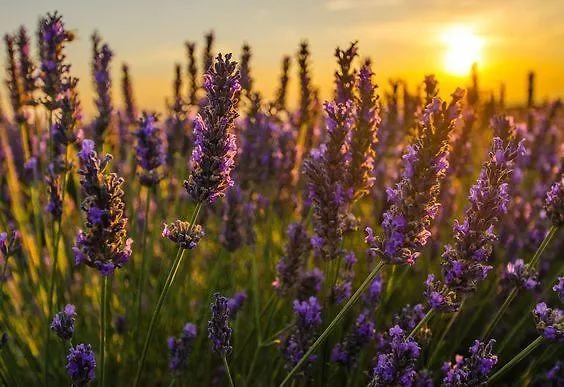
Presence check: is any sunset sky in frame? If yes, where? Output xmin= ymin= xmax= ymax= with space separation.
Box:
xmin=1 ymin=0 xmax=563 ymax=117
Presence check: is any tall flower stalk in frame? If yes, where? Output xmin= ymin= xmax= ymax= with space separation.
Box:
xmin=38 ymin=12 xmax=78 ymax=385
xmin=134 ymin=53 xmax=240 ymax=386
xmin=73 ymin=139 xmax=132 ymax=387
xmin=419 ymin=116 xmax=526 ymax=338
xmin=91 ymin=32 xmax=113 ymax=151
xmin=133 ymin=113 xmax=165 ymax=338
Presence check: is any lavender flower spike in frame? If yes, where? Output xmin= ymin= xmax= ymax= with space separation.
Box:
xmin=134 ymin=112 xmax=165 ymax=186
xmin=208 ymin=293 xmax=233 ymax=357
xmin=274 ymin=222 xmax=311 ymax=295
xmin=4 ymin=34 xmax=25 ymax=123
xmin=39 ymin=12 xmax=74 ymax=111
xmin=51 ymin=77 xmax=81 ymax=173
xmin=554 ymin=277 xmax=564 ymax=303
xmin=73 ymin=139 xmax=132 ymax=276
xmin=162 ymin=220 xmax=205 ymax=250
xmin=50 ymin=304 xmax=76 ymax=341
xmin=305 ymin=100 xmax=355 ymax=260
xmin=121 ymin=64 xmax=137 ymax=124
xmin=426 ymin=116 xmax=525 ymax=311
xmin=532 ymin=302 xmax=562 ymax=341
xmin=334 ymin=41 xmax=358 ymax=104
xmin=91 ymin=32 xmax=113 ymax=145
xmin=348 ymin=61 xmax=380 ymax=200
xmin=442 ymin=339 xmax=498 ymax=386
xmin=66 ymin=343 xmax=96 ymax=386
xmin=503 ymin=259 xmax=539 ymax=291
xmin=168 ymin=323 xmax=197 ymax=376
xmin=545 ymin=175 xmax=564 ymax=227
xmin=16 ymin=26 xmax=37 ymax=106
xmin=184 ymin=53 xmax=241 ymax=204
xmin=367 ymin=89 xmax=465 ymax=265
xmin=282 ymin=297 xmax=322 ymax=373
xmin=368 ymin=325 xmax=421 ymax=387
xmin=533 ymin=280 xmax=563 ymax=341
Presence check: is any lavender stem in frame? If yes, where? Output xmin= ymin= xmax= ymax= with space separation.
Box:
xmin=223 ymin=356 xmax=235 ymax=387
xmin=488 ymin=336 xmax=545 ymax=384
xmin=100 ymin=276 xmax=109 ymax=387
xmin=481 ymin=225 xmax=559 ymax=340
xmin=280 ymin=260 xmax=385 ymax=386
xmin=134 ymin=186 xmax=153 ymax=339
xmin=134 ymin=202 xmax=202 ymax=385
xmin=407 ymin=308 xmax=434 ymax=339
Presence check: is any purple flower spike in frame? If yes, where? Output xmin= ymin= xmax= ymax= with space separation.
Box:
xmin=50 ymin=304 xmax=76 ymax=341
xmin=208 ymin=293 xmax=233 ymax=358
xmin=442 ymin=339 xmax=498 ymax=386
xmin=121 ymin=64 xmax=137 ymax=124
xmin=368 ymin=89 xmax=465 ymax=266
xmin=545 ymin=361 xmax=564 ymax=384
xmin=227 ymin=291 xmax=247 ymax=319
xmin=168 ymin=322 xmax=197 ymax=376
xmin=533 ymin=301 xmax=563 ymax=342
xmin=331 ymin=311 xmax=375 ymax=368
xmin=348 ymin=61 xmax=380 ymax=200
xmin=66 ymin=343 xmax=96 ymax=386
xmin=545 ymin=175 xmax=564 ymax=227
xmin=0 ymin=230 xmax=20 ymax=258
xmin=162 ymin=220 xmax=205 ymax=250
xmin=274 ymin=222 xmax=311 ymax=295
xmin=220 ymin=185 xmax=244 ymax=252
xmin=553 ymin=277 xmax=564 ymax=303
xmin=73 ymin=139 xmax=132 ymax=276
xmin=91 ymin=32 xmax=113 ymax=145
xmin=16 ymin=26 xmax=37 ymax=106
xmin=185 ymin=53 xmax=241 ymax=204
xmin=368 ymin=325 xmax=421 ymax=387
xmin=282 ymin=297 xmax=323 ymax=374
xmin=305 ymin=100 xmax=355 ymax=261
xmin=134 ymin=112 xmax=165 ymax=186
xmin=334 ymin=41 xmax=358 ymax=104
xmin=50 ymin=77 xmax=81 ymax=173
xmin=39 ymin=12 xmax=74 ymax=111
xmin=503 ymin=259 xmax=539 ymax=291
xmin=427 ymin=116 xmax=525 ymax=311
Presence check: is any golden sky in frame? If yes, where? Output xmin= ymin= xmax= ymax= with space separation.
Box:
xmin=1 ymin=0 xmax=563 ymax=117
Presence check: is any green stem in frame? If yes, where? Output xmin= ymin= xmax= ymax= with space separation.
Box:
xmin=251 ymin=247 xmax=262 ymax=343
xmin=43 ymin=218 xmax=62 ymax=387
xmin=223 ymin=356 xmax=235 ymax=387
xmin=427 ymin=298 xmax=465 ymax=367
xmin=0 ymin=258 xmax=8 ymax=293
xmin=135 ymin=187 xmax=153 ymax=338
xmin=480 ymin=288 xmax=518 ymax=340
xmin=134 ymin=202 xmax=202 ymax=386
xmin=43 ymin=152 xmax=70 ymax=386
xmin=528 ymin=226 xmax=558 ymax=269
xmin=100 ymin=276 xmax=109 ymax=387
xmin=407 ymin=309 xmax=434 ymax=339
xmin=498 ymin=309 xmax=530 ymax=354
xmin=17 ymin=122 xmax=31 ymax=162
xmin=488 ymin=336 xmax=545 ymax=384
xmin=279 ymin=260 xmax=385 ymax=386
xmin=481 ymin=227 xmax=558 ymax=343
xmin=245 ymin=345 xmax=260 ymax=385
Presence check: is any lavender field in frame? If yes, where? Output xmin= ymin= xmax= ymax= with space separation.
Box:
xmin=0 ymin=7 xmax=563 ymax=387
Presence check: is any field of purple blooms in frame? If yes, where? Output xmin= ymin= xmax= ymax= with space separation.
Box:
xmin=0 ymin=11 xmax=563 ymax=387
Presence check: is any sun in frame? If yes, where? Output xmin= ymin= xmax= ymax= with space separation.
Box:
xmin=442 ymin=25 xmax=484 ymax=76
